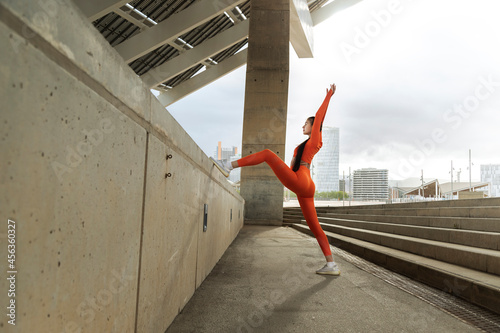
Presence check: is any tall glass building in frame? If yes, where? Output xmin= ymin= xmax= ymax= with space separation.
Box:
xmin=481 ymin=164 xmax=500 ymax=197
xmin=311 ymin=127 xmax=339 ymax=192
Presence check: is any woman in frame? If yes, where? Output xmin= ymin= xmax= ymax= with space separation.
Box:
xmin=223 ymin=84 xmax=339 ymax=275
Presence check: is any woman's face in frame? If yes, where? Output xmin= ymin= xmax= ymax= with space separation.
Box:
xmin=302 ymin=119 xmax=312 ymax=136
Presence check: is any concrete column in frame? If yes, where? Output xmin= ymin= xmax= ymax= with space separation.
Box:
xmin=240 ymin=0 xmax=290 ymax=225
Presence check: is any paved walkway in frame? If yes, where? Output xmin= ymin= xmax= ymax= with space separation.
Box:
xmin=166 ymin=225 xmax=480 ymax=333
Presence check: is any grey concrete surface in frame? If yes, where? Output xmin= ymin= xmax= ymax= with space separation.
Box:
xmin=0 ymin=0 xmax=243 ymax=331
xmin=240 ymin=0 xmax=289 ymax=226
xmin=166 ymin=225 xmax=478 ymax=333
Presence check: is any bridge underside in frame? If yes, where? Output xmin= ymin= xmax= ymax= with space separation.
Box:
xmin=73 ymin=0 xmax=363 ymax=105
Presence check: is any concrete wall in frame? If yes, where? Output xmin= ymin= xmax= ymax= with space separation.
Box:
xmin=458 ymin=191 xmax=486 ymax=199
xmin=0 ymin=1 xmax=244 ymax=332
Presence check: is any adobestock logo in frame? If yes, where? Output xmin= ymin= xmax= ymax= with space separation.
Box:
xmin=395 ymin=74 xmax=499 ymax=179
xmin=442 ymin=75 xmax=500 ymax=130
xmin=9 ymin=0 xmax=66 ymax=54
xmin=340 ymin=0 xmax=412 ymax=64
xmin=51 ymin=116 xmax=126 ymax=182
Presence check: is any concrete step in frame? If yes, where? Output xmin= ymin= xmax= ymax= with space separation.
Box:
xmin=282 ymin=212 xmax=303 ymax=224
xmin=318 ymin=198 xmax=500 ymax=210
xmin=283 ymin=211 xmax=303 ymax=217
xmin=390 ymin=197 xmax=500 ymax=209
xmin=304 ymin=221 xmax=500 ymax=276
xmin=283 ymin=214 xmax=301 ymax=218
xmin=282 ymin=218 xmax=300 ymax=224
xmin=316 ymin=206 xmax=500 ymax=219
xmin=283 ymin=207 xmax=302 ymax=213
xmin=291 ymin=223 xmax=500 ymax=316
xmin=317 ymin=216 xmax=500 ymax=251
xmin=319 ymin=213 xmax=500 ymax=233
xmin=283 ymin=215 xmax=300 ymax=219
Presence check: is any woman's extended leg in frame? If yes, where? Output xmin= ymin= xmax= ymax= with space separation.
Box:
xmin=235 ymin=149 xmax=301 ymax=192
xmin=297 ymin=196 xmax=340 ymax=275
xmin=235 ymin=149 xmax=339 ymax=275
xmin=236 ymin=149 xmax=331 ymax=258
xmin=297 ymin=196 xmax=332 ymax=258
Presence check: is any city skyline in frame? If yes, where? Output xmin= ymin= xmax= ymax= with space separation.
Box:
xmin=165 ymin=0 xmax=500 ymax=182
xmin=208 ymin=141 xmax=499 ymax=197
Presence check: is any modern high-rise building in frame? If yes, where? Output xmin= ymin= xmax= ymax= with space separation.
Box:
xmin=481 ymin=164 xmax=500 ymax=197
xmin=353 ymin=168 xmax=389 ymax=201
xmin=214 ymin=141 xmax=237 ymax=162
xmin=311 ymin=127 xmax=339 ymax=192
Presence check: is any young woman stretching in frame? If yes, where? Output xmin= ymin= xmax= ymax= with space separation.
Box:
xmin=223 ymin=84 xmax=339 ymax=275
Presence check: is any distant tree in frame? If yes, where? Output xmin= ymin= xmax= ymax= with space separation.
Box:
xmin=314 ymin=191 xmax=349 ymax=200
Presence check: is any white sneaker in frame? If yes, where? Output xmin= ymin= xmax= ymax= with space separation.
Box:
xmin=210 ymin=157 xmax=230 ymax=177
xmin=316 ymin=263 xmax=340 ymax=276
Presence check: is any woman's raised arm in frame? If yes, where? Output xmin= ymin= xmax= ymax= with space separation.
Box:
xmin=310 ymin=84 xmax=336 ymax=145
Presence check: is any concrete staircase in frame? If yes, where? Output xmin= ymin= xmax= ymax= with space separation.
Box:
xmin=285 ymin=198 xmax=500 ymax=315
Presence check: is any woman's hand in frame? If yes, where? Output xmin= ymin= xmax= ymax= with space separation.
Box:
xmin=327 ymin=83 xmax=336 ymax=95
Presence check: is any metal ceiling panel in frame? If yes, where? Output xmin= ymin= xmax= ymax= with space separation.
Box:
xmin=90 ymin=0 xmax=327 ymax=88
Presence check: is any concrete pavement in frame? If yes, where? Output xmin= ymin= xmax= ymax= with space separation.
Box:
xmin=166 ymin=225 xmax=480 ymax=333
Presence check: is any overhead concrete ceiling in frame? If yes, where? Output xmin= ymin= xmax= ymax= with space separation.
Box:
xmin=73 ymin=0 xmax=360 ymax=106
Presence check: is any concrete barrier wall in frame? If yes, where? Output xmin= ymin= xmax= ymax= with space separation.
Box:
xmin=0 ymin=1 xmax=244 ymax=332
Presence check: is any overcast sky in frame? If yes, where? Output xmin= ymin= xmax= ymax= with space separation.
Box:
xmin=166 ymin=0 xmax=500 ymax=182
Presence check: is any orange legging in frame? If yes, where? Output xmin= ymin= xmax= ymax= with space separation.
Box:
xmin=237 ymin=149 xmax=332 ymax=257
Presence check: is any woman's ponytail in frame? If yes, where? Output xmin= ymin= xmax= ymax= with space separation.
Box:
xmin=293 ymin=139 xmax=309 ymax=172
